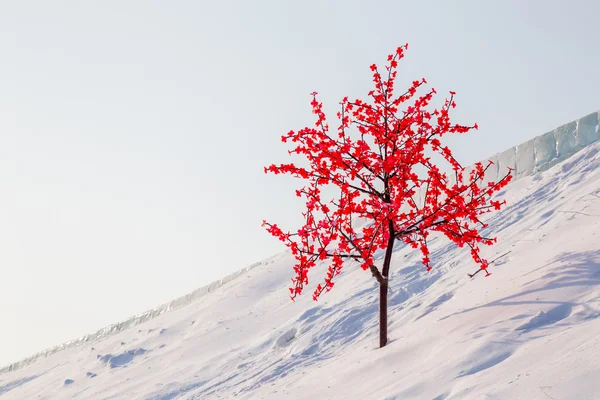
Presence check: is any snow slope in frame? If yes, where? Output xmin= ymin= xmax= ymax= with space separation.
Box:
xmin=1 ymin=120 xmax=600 ymax=399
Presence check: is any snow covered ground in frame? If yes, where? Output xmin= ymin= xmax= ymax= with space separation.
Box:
xmin=1 ymin=140 xmax=600 ymax=399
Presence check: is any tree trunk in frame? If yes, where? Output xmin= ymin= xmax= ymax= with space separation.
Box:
xmin=379 ymin=279 xmax=389 ymax=348
xmin=379 ymin=223 xmax=395 ymax=348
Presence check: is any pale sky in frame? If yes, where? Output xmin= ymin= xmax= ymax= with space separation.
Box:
xmin=0 ymin=0 xmax=598 ymax=366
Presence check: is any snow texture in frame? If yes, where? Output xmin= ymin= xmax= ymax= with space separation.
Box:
xmin=96 ymin=348 xmax=148 ymax=369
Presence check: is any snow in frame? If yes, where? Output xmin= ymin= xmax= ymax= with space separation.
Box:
xmin=534 ymin=130 xmax=558 ymax=172
xmin=482 ymin=110 xmax=600 ymax=180
xmin=555 ymin=121 xmax=579 ymax=158
xmin=514 ymin=143 xmax=533 ymax=180
xmin=1 ymin=116 xmax=600 ymax=399
xmin=578 ymin=112 xmax=600 ymax=149
xmin=0 ymin=258 xmax=273 ymax=376
xmin=495 ymin=146 xmax=517 ymax=178
xmin=96 ymin=348 xmax=148 ymax=369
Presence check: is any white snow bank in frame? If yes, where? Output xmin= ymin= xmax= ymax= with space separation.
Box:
xmin=0 ymin=254 xmax=283 ymax=375
xmin=491 ymin=110 xmax=600 ymax=181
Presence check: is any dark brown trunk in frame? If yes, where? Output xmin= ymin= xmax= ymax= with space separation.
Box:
xmin=379 ymin=221 xmax=395 ymax=348
xmin=379 ymin=279 xmax=389 ymax=347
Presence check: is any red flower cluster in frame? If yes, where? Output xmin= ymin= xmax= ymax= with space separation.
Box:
xmin=264 ymin=44 xmax=512 ymax=301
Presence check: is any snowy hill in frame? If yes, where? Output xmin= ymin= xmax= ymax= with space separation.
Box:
xmin=1 ymin=113 xmax=600 ymax=399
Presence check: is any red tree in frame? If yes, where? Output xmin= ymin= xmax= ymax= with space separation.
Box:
xmin=263 ymin=44 xmax=512 ymax=348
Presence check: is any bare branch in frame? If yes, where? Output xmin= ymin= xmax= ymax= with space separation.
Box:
xmin=468 ymin=251 xmax=512 ymax=278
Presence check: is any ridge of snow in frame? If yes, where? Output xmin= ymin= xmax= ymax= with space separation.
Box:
xmin=0 ymin=253 xmax=283 ymax=375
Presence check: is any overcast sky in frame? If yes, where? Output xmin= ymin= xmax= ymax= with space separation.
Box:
xmin=0 ymin=0 xmax=598 ymax=366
